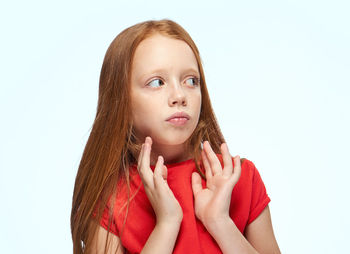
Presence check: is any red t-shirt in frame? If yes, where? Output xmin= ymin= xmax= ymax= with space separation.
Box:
xmin=97 ymin=154 xmax=270 ymax=253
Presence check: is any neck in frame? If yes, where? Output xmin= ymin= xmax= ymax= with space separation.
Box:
xmin=149 ymin=142 xmax=192 ymax=166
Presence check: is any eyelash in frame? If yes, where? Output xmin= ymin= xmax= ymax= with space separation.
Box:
xmin=147 ymin=77 xmax=200 ymax=88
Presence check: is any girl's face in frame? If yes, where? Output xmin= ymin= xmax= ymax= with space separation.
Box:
xmin=130 ymin=33 xmax=201 ymax=162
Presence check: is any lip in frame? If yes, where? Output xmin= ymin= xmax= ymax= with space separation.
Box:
xmin=166 ymin=111 xmax=190 ymax=121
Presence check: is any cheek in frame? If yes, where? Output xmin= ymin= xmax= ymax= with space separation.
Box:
xmin=194 ymin=93 xmax=202 ymax=111
xmin=131 ymin=101 xmax=146 ymax=131
xmin=133 ymin=100 xmax=154 ymax=114
xmin=131 ymin=94 xmax=148 ymax=115
xmin=131 ymin=101 xmax=159 ymax=128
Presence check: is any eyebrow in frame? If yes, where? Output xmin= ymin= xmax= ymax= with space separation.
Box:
xmin=139 ymin=67 xmax=200 ymax=80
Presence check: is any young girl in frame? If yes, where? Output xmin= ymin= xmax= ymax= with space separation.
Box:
xmin=71 ymin=19 xmax=281 ymax=254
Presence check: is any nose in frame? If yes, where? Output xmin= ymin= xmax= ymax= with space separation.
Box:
xmin=168 ymin=81 xmax=187 ymax=107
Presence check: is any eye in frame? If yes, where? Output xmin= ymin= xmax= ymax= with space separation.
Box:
xmin=147 ymin=79 xmax=164 ymax=88
xmin=185 ymin=77 xmax=200 ymax=86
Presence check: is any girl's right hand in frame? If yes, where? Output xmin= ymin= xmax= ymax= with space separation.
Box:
xmin=137 ymin=136 xmax=183 ymax=226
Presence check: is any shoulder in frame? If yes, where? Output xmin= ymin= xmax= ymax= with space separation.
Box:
xmin=240 ymin=158 xmax=259 ymax=179
xmin=235 ymin=157 xmax=267 ymax=190
xmin=216 ymin=153 xmax=268 ymax=196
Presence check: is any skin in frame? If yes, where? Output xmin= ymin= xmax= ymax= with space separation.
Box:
xmin=130 ymin=33 xmax=202 ymax=166
xmin=137 ymin=137 xmax=281 ymax=254
xmin=139 ymin=138 xmax=240 ymax=228
xmin=92 ymin=33 xmax=281 ymax=253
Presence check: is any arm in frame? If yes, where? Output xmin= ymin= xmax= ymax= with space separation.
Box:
xmin=91 ymin=220 xmax=181 ymax=254
xmin=141 ymin=221 xmax=181 ymax=254
xmin=138 ymin=137 xmax=183 ymax=253
xmin=191 ymin=141 xmax=281 ymax=254
xmin=91 ymin=225 xmax=125 ymax=254
xmin=91 ymin=221 xmax=181 ymax=254
xmin=244 ymin=205 xmax=281 ymax=254
xmin=204 ymin=205 xmax=281 ymax=254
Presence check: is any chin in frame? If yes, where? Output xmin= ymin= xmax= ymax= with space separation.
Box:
xmin=155 ymin=133 xmax=191 ymax=146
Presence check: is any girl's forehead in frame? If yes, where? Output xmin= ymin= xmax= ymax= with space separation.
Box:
xmin=131 ymin=34 xmax=199 ymax=77
xmin=135 ymin=34 xmax=191 ymax=57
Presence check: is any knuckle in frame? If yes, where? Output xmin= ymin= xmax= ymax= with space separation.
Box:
xmin=143 ymin=181 xmax=150 ymax=188
xmin=153 ymin=174 xmax=161 ymax=184
xmin=138 ymin=166 xmax=144 ymax=175
xmin=142 ymin=178 xmax=153 ymax=189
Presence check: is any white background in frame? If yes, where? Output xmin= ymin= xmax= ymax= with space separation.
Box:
xmin=0 ymin=0 xmax=349 ymax=253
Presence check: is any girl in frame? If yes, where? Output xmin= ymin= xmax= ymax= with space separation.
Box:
xmin=71 ymin=19 xmax=281 ymax=254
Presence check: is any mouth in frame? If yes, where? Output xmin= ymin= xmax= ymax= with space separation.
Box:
xmin=167 ymin=117 xmax=189 ymax=126
xmin=166 ymin=111 xmax=190 ymax=126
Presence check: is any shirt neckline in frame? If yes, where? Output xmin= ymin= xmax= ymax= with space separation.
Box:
xmin=130 ymin=157 xmax=195 ymax=170
xmin=158 ymin=157 xmax=195 ymax=168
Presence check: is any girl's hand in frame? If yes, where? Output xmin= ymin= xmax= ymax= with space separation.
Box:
xmin=191 ymin=141 xmax=241 ymax=227
xmin=137 ymin=136 xmax=183 ymax=226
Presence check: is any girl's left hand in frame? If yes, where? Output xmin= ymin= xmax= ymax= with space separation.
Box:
xmin=191 ymin=141 xmax=241 ymax=227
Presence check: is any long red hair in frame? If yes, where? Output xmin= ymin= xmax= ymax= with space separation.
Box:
xmin=71 ymin=19 xmax=226 ymax=253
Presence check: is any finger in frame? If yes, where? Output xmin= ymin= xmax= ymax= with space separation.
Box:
xmin=201 ymin=149 xmax=212 ymax=180
xmin=146 ymin=136 xmax=153 ymax=146
xmin=137 ymin=144 xmax=144 ymax=171
xmin=162 ymin=165 xmax=168 ymax=180
xmin=154 ymin=158 xmax=172 ymax=195
xmin=221 ymin=143 xmax=234 ymax=177
xmin=203 ymin=141 xmax=222 ymax=175
xmin=191 ymin=172 xmax=203 ymax=197
xmin=141 ymin=137 xmax=151 ymax=169
xmin=137 ymin=144 xmax=148 ymax=185
xmin=153 ymin=155 xmax=165 ymax=188
xmin=139 ymin=137 xmax=154 ymax=188
xmin=230 ymin=155 xmax=242 ymax=184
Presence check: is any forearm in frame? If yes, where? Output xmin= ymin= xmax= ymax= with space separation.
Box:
xmin=204 ymin=217 xmax=258 ymax=254
xmin=140 ymin=221 xmax=181 ymax=254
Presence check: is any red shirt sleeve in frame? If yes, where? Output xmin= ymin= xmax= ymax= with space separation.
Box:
xmin=246 ymin=160 xmax=271 ymax=224
xmin=92 ymin=196 xmax=120 ymax=236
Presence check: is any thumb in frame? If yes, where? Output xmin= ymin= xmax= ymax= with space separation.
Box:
xmin=191 ymin=172 xmax=203 ymax=196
